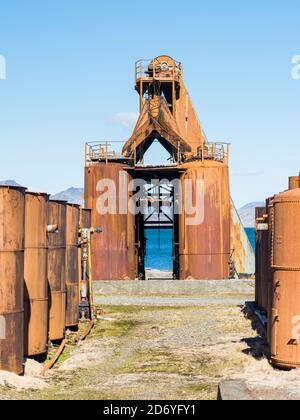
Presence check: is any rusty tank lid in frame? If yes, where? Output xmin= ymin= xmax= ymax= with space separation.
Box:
xmin=26 ymin=191 xmax=49 ymax=197
xmin=49 ymin=199 xmax=68 ymax=204
xmin=178 ymin=159 xmax=228 ymax=170
xmin=274 ymin=187 xmax=300 ymax=203
xmin=66 ymin=202 xmax=81 ymax=208
xmin=0 ymin=185 xmax=27 ymax=192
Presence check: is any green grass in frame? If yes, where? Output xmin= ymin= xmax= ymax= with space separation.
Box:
xmin=89 ymin=320 xmax=140 ymax=340
xmin=121 ymin=348 xmax=216 ymax=376
xmin=99 ymin=305 xmax=190 ymax=314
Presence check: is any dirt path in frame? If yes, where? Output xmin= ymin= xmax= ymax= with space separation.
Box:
xmin=1 ymin=291 xmax=266 ymax=400
xmin=1 ymin=292 xmax=299 ymax=400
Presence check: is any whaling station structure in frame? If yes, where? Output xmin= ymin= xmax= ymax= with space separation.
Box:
xmin=0 ymin=56 xmax=257 ymax=377
xmin=85 ymin=55 xmax=254 ymax=281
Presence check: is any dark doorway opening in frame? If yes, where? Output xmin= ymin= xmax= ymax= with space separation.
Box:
xmin=135 ymin=179 xmax=180 ymax=280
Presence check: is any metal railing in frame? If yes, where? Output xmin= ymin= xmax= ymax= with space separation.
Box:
xmin=195 ymin=142 xmax=230 ymax=164
xmin=85 ymin=141 xmax=230 ymax=167
xmin=85 ymin=142 xmax=134 ymax=166
xmin=135 ymin=59 xmax=182 ymax=85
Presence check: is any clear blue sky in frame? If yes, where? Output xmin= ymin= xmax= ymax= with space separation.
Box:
xmin=0 ymin=1 xmax=299 ymax=207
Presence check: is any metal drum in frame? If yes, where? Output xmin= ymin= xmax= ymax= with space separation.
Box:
xmin=65 ymin=204 xmax=80 ymax=328
xmin=178 ymin=160 xmax=231 ymax=280
xmin=24 ymin=192 xmax=49 ymax=356
xmin=47 ymin=200 xmax=67 ymax=341
xmin=0 ymin=186 xmax=26 ymax=374
xmin=271 ymin=187 xmax=300 ymax=368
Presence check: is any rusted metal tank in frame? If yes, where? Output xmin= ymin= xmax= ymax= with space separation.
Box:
xmin=0 ymin=186 xmax=26 ymax=374
xmin=24 ymin=192 xmax=49 ymax=357
xmin=255 ymin=207 xmax=264 ymax=308
xmin=65 ymin=204 xmax=80 ymax=328
xmin=255 ymin=207 xmax=269 ymax=311
xmin=47 ymin=200 xmax=67 ymax=341
xmin=85 ymin=163 xmax=136 ymax=280
xmin=178 ymin=160 xmax=231 ymax=280
xmin=289 ymin=176 xmax=299 ymax=190
xmin=270 ymin=187 xmax=300 ymax=368
xmin=80 ymin=208 xmax=92 ymax=229
xmin=266 ymin=196 xmax=275 ymax=344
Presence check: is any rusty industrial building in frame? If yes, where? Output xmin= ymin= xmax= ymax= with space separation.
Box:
xmin=8 ymin=56 xmax=300 ymax=378
xmin=85 ymin=55 xmax=254 ymax=281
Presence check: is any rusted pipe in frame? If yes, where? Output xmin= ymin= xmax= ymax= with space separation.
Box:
xmin=75 ymin=320 xmax=95 ymax=344
xmin=40 ymin=339 xmax=66 ymax=376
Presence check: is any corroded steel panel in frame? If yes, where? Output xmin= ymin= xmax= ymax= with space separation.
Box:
xmin=289 ymin=176 xmax=299 ymax=190
xmin=80 ymin=208 xmax=92 ymax=229
xmin=266 ymin=196 xmax=275 ymax=345
xmin=65 ymin=204 xmax=80 ymax=328
xmin=85 ymin=164 xmax=136 ymax=280
xmin=47 ymin=200 xmax=67 ymax=341
xmin=0 ymin=186 xmax=26 ymax=374
xmin=271 ymin=188 xmax=300 ymax=368
xmin=178 ymin=160 xmax=231 ymax=280
xmin=24 ymin=192 xmax=49 ymax=356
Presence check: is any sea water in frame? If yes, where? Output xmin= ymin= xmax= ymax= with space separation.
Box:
xmin=145 ymin=228 xmax=255 ymax=271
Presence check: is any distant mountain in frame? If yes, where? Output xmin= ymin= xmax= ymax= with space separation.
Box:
xmin=0 ymin=179 xmax=23 ymax=187
xmin=51 ymin=187 xmax=84 ymax=206
xmin=238 ymin=202 xmax=265 ymax=228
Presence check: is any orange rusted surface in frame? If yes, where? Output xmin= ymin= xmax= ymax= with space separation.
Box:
xmin=0 ymin=186 xmax=26 ymax=374
xmin=289 ymin=176 xmax=299 ymax=190
xmin=47 ymin=200 xmax=67 ymax=341
xmin=85 ymin=164 xmax=136 ymax=280
xmin=178 ymin=160 xmax=231 ymax=280
xmin=123 ymin=55 xmax=206 ymax=161
xmin=80 ymin=208 xmax=92 ymax=229
xmin=266 ymin=196 xmax=275 ymax=344
xmin=65 ymin=204 xmax=80 ymax=328
xmin=85 ymin=56 xmax=234 ymax=281
xmin=24 ymin=192 xmax=49 ymax=357
xmin=270 ymin=188 xmax=300 ymax=369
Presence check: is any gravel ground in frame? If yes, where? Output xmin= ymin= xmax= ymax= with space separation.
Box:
xmin=94 ymin=295 xmax=250 ymax=307
xmin=1 ymin=289 xmax=300 ymax=400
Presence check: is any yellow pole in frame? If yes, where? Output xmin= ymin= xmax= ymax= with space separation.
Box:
xmin=88 ymin=239 xmax=94 ymax=309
